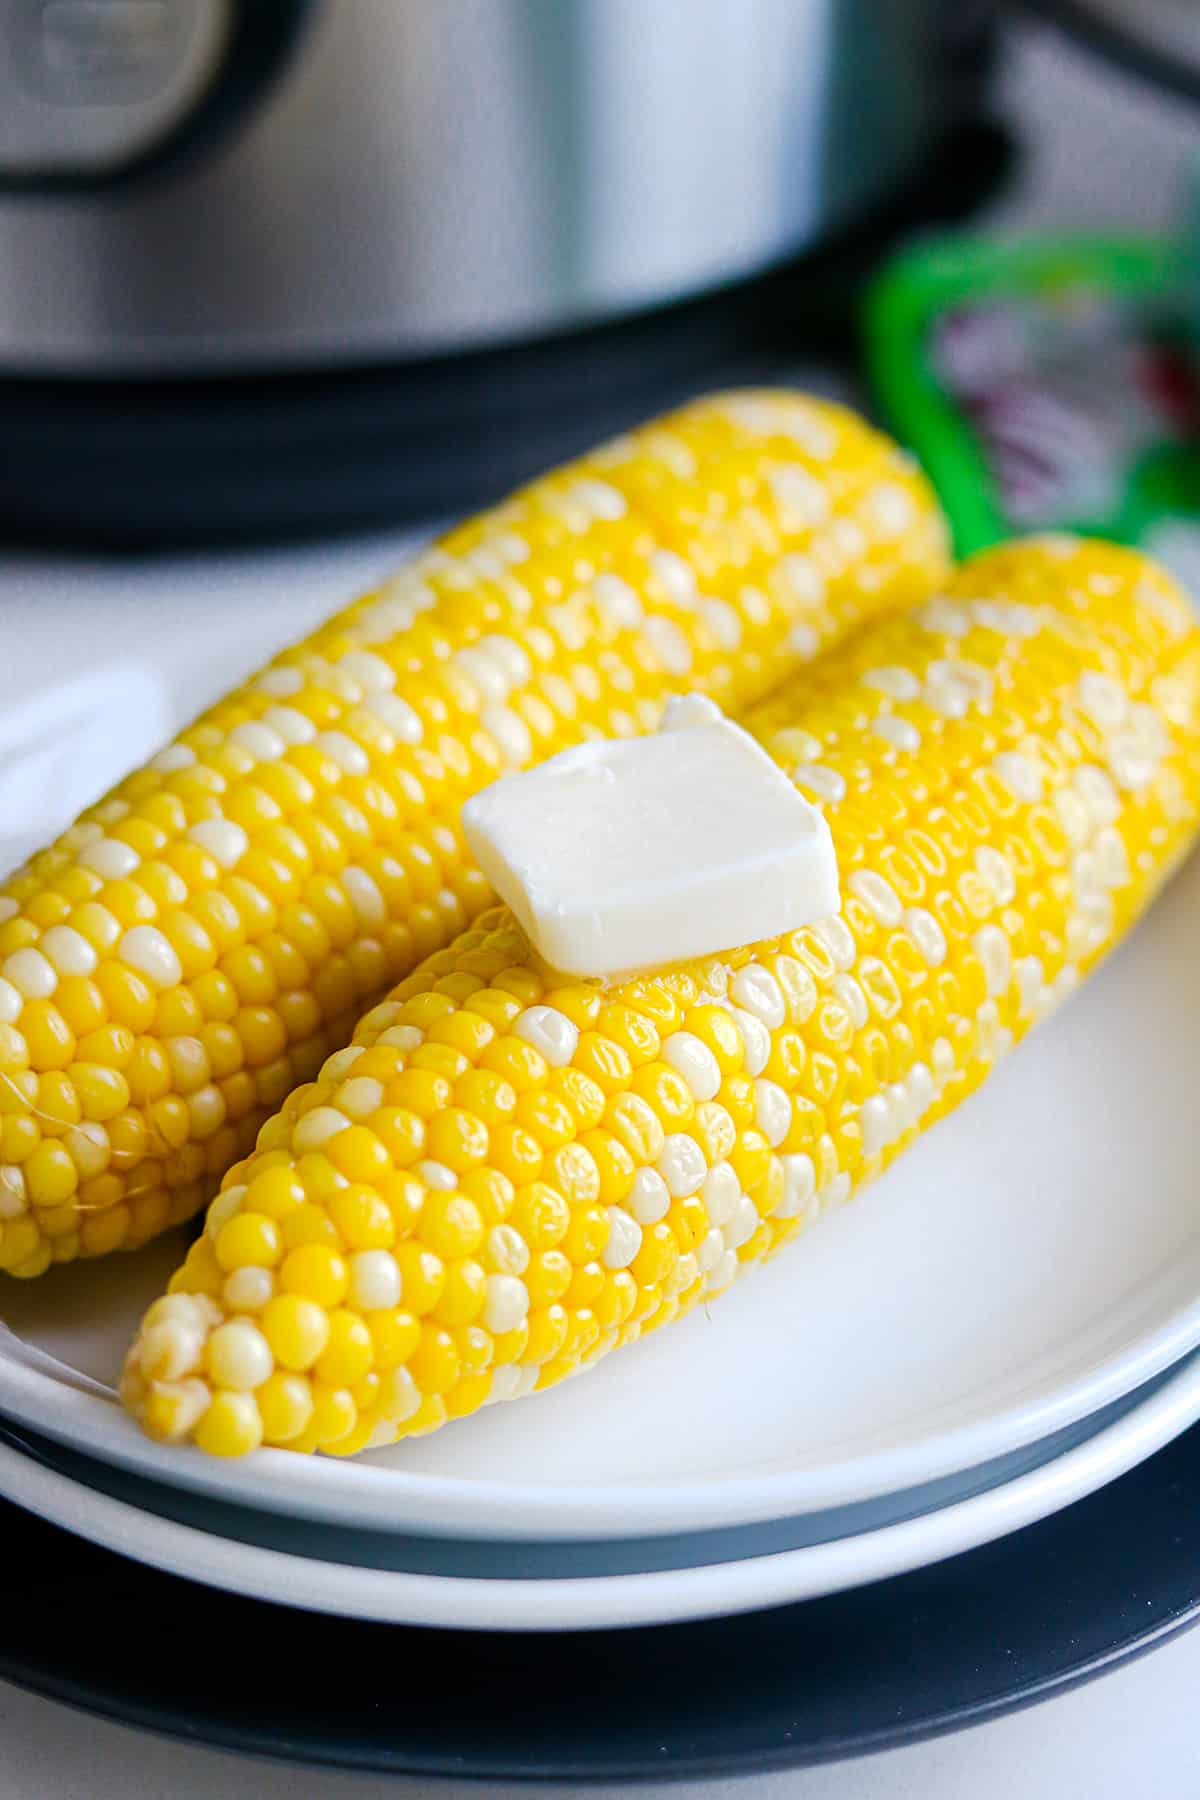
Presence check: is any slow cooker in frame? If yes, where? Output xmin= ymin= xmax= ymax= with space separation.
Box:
xmin=0 ymin=0 xmax=1003 ymax=542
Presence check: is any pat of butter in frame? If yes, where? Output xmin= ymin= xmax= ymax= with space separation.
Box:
xmin=461 ymin=696 xmax=840 ymax=980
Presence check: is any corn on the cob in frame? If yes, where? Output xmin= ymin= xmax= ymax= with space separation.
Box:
xmin=120 ymin=537 xmax=1200 ymax=1458
xmin=0 ymin=393 xmax=947 ymax=1278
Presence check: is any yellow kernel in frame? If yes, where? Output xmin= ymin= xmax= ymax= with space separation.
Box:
xmin=310 ymin=1383 xmax=357 ymax=1446
xmin=459 ymin=1166 xmax=514 ymax=1225
xmin=25 ymin=1139 xmax=78 ymax=1205
xmin=420 ymin=1191 xmax=485 ymax=1260
xmin=511 ymin=1181 xmax=570 ymax=1250
xmin=258 ymin=1371 xmax=315 ymax=1443
xmin=315 ymin=1309 xmax=374 ymax=1386
xmin=70 ymin=1062 xmax=131 ymax=1121
xmin=426 ymin=1107 xmax=490 ymax=1171
xmin=426 ymin=1010 xmax=495 ymax=1060
xmin=194 ymin=1390 xmax=263 ymax=1457
xmin=366 ymin=1307 xmax=422 ymax=1369
xmin=630 ymin=1063 xmax=695 ymax=1127
xmin=453 ymin=1067 xmax=516 ymax=1127
xmin=327 ymin=1124 xmax=391 ymax=1183
xmin=279 ymin=1242 xmax=348 ymax=1307
xmin=215 ymin=1211 xmax=283 ymax=1272
xmin=387 ymin=1067 xmax=452 ymax=1119
xmin=329 ymin=1183 xmax=395 ymax=1251
xmin=409 ymin=1322 xmax=460 ymax=1393
xmin=394 ymin=1240 xmax=445 ymax=1315
xmin=261 ymin=1292 xmax=330 ymax=1369
xmin=22 ymin=1002 xmax=75 ymax=1071
xmin=574 ymin=1031 xmax=632 ymax=1092
xmin=434 ymin=1257 xmax=487 ymax=1325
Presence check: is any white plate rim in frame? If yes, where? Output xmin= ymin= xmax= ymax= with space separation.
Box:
xmin=3 ymin=1344 xmax=1200 ymax=1632
xmin=4 ymin=1271 xmax=1200 ymax=1543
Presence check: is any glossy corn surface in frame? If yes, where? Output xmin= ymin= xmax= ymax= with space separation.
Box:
xmin=121 ymin=537 xmax=1200 ymax=1458
xmin=0 ymin=392 xmax=947 ymax=1276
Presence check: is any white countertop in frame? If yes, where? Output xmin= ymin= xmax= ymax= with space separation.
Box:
xmin=4 ymin=16 xmax=1200 ymax=1797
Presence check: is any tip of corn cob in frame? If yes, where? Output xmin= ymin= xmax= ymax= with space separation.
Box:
xmin=120 ymin=535 xmax=1200 ymax=1458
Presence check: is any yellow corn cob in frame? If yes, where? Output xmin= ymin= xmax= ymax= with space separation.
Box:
xmin=120 ymin=536 xmax=1200 ymax=1458
xmin=0 ymin=393 xmax=947 ymax=1278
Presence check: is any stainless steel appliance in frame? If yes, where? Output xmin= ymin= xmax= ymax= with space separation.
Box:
xmin=0 ymin=0 xmax=1000 ymax=539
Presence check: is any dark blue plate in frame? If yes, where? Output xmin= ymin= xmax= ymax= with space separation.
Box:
xmin=2 ymin=1420 xmax=1200 ymax=1780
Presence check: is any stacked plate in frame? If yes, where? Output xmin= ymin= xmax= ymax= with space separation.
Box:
xmin=3 ymin=836 xmax=1200 ymax=1636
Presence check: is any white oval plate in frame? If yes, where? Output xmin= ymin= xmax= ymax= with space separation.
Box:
xmin=3 ymin=1349 xmax=1200 ymax=1633
xmin=4 ymin=849 xmax=1200 ymax=1543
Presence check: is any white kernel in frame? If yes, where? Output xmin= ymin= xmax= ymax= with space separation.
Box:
xmin=384 ymin=1367 xmax=422 ymax=1423
xmin=484 ymin=1273 xmax=530 ymax=1334
xmin=150 ymin=744 xmax=197 ymax=773
xmin=455 ymin=646 xmax=510 ymax=703
xmin=848 ymin=869 xmax=903 ymax=927
xmin=38 ymin=924 xmax=98 ymax=979
xmin=863 ymin=666 xmax=920 ymax=700
xmin=486 ymin=1365 xmax=522 ymax=1405
xmin=377 ymin=1024 xmax=424 ymax=1053
xmin=777 ymin=1152 xmax=816 ymax=1219
xmin=731 ymin=966 xmax=785 ymax=1030
xmin=832 ymin=972 xmax=869 ymax=1030
xmin=1016 ymin=956 xmax=1046 ymax=1010
xmin=658 ymin=1133 xmax=707 ymax=1198
xmin=701 ymin=1160 xmax=741 ymax=1226
xmin=701 ymin=599 xmax=743 ymax=649
xmin=903 ymin=908 xmax=947 ymax=968
xmin=2 ymin=948 xmax=57 ymax=1000
xmin=793 ymin=763 xmax=846 ymax=804
xmin=314 ymin=731 xmax=371 ymax=776
xmin=629 ymin=1167 xmax=671 ymax=1226
xmin=768 ymin=463 xmax=830 ymax=526
xmin=570 ymin=477 xmax=627 ymax=520
xmin=188 ymin=818 xmax=249 ymax=870
xmin=0 ymin=1166 xmax=27 ymax=1218
xmin=262 ymin=705 xmax=316 ymax=746
xmin=482 ymin=704 xmax=533 ymax=767
xmin=602 ymin=1206 xmax=643 ymax=1270
xmin=513 ymin=1005 xmax=579 ymax=1068
xmin=334 ymin=1076 xmax=385 ymax=1121
xmin=912 ymin=1064 xmax=938 ymax=1123
xmin=78 ymin=836 xmax=140 ymax=880
xmin=724 ymin=1194 xmax=760 ymax=1251
xmin=974 ymin=847 xmax=1016 ymax=906
xmin=486 ymin=1223 xmax=530 ymax=1276
xmin=662 ymin=1032 xmax=721 ymax=1102
xmin=204 ymin=1185 xmax=247 ymax=1242
xmin=813 ymin=916 xmax=856 ymax=970
xmin=478 ymin=634 xmax=532 ymax=688
xmin=731 ymin=1008 xmax=770 ymax=1077
xmin=697 ymin=1226 xmax=725 ymax=1272
xmin=772 ymin=553 xmax=826 ymax=607
xmin=643 ymin=616 xmax=693 ymax=676
xmin=365 ymin=692 xmax=424 ymax=744
xmin=230 ymin=721 xmax=285 ymax=761
xmin=254 ymin=666 xmax=304 ymax=698
xmin=922 ymin=677 xmax=970 ymax=719
xmin=65 ymin=1121 xmax=110 ymax=1179
xmin=592 ymin=573 xmax=643 ymax=630
xmin=993 ymin=751 xmax=1043 ymax=804
xmin=821 ymin=1172 xmax=852 ymax=1209
xmin=1093 ymin=826 xmax=1131 ymax=888
xmin=789 ymin=623 xmax=820 ymax=658
xmin=871 ymin=714 xmax=921 ymax=752
xmin=349 ymin=1249 xmax=402 ymax=1311
xmin=1074 ymin=764 xmax=1120 ymax=826
xmin=291 ymin=1106 xmax=352 ymax=1153
xmin=1109 ymin=734 xmax=1160 ymax=792
xmin=754 ymin=1078 xmax=792 ymax=1147
xmin=0 ymin=979 xmax=20 ymax=1025
xmin=207 ymin=1320 xmax=273 ymax=1391
xmin=338 ymin=650 xmax=395 ymax=693
xmin=651 ymin=549 xmax=698 ymax=606
xmin=321 ymin=1046 xmax=365 ymax=1083
xmin=860 ymin=1095 xmax=891 ymax=1156
xmin=706 ymin=1247 xmax=739 ymax=1292
xmin=974 ymin=925 xmax=1012 ymax=998
xmin=860 ymin=481 xmax=915 ymax=535
xmin=1077 ymin=671 xmax=1128 ymax=730
xmin=917 ymin=598 xmax=970 ymax=638
xmin=341 ymin=865 xmax=386 ymax=927
xmin=417 ymin=1160 xmax=458 ymax=1191
xmin=224 ymin=1267 xmax=275 ymax=1313
xmin=139 ymin=1319 xmax=206 ymax=1382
